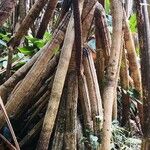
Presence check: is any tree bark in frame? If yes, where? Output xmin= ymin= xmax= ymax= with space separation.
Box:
xmin=82 ymin=0 xmax=96 ymax=42
xmin=100 ymin=0 xmax=123 ymax=149
xmin=124 ymin=14 xmax=142 ymax=97
xmin=0 ymin=47 xmax=46 ymax=104
xmin=78 ymin=73 xmax=93 ymax=130
xmin=36 ymin=0 xmax=58 ymax=39
xmin=0 ymin=13 xmax=70 ymax=129
xmin=18 ymin=0 xmax=26 ymax=21
xmin=8 ymin=0 xmax=48 ymax=48
xmin=64 ymin=71 xmax=78 ymax=150
xmin=136 ymin=0 xmax=150 ymax=149
xmin=36 ymin=12 xmax=76 ymax=150
xmin=120 ymin=49 xmax=130 ymax=126
xmin=94 ymin=3 xmax=111 ymax=93
xmin=0 ymin=0 xmax=16 ymax=26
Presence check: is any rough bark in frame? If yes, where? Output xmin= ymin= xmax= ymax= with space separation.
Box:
xmin=94 ymin=3 xmax=111 ymax=92
xmin=0 ymin=0 xmax=16 ymax=26
xmin=95 ymin=3 xmax=111 ymax=64
xmin=83 ymin=52 xmax=100 ymax=134
xmin=64 ymin=71 xmax=78 ymax=150
xmin=51 ymin=132 xmax=64 ymax=150
xmin=81 ymin=0 xmax=96 ymax=21
xmin=124 ymin=0 xmax=134 ymax=19
xmin=82 ymin=0 xmax=96 ymax=42
xmin=36 ymin=13 xmax=76 ymax=150
xmin=112 ymin=39 xmax=123 ymax=120
xmin=95 ymin=26 xmax=105 ymax=91
xmin=51 ymin=87 xmax=67 ymax=150
xmin=36 ymin=2 xmax=87 ymax=149
xmin=36 ymin=0 xmax=58 ymax=39
xmin=124 ymin=15 xmax=142 ymax=97
xmin=5 ymin=47 xmax=13 ymax=80
xmin=120 ymin=49 xmax=130 ymax=126
xmin=83 ymin=50 xmax=103 ymax=135
xmin=9 ymin=49 xmax=58 ymax=116
xmin=136 ymin=0 xmax=150 ymax=149
xmin=73 ymin=0 xmax=83 ymax=75
xmin=8 ymin=0 xmax=48 ymax=48
xmin=100 ymin=0 xmax=123 ymax=149
xmin=125 ymin=7 xmax=144 ymax=128
xmin=18 ymin=0 xmax=26 ymax=21
xmin=78 ymin=74 xmax=93 ymax=130
xmin=84 ymin=45 xmax=103 ymax=130
xmin=87 ymin=46 xmax=103 ymax=119
xmin=0 ymin=14 xmax=70 ymax=129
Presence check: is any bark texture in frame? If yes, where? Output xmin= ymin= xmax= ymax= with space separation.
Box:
xmin=100 ymin=0 xmax=123 ymax=149
xmin=64 ymin=71 xmax=78 ymax=150
xmin=0 ymin=13 xmax=70 ymax=129
xmin=36 ymin=13 xmax=76 ymax=150
xmin=36 ymin=0 xmax=58 ymax=38
xmin=8 ymin=0 xmax=48 ymax=48
xmin=0 ymin=0 xmax=16 ymax=26
xmin=136 ymin=0 xmax=150 ymax=149
xmin=124 ymin=16 xmax=142 ymax=97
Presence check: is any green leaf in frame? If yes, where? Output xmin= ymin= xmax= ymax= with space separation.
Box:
xmin=43 ymin=32 xmax=52 ymax=41
xmin=105 ymin=0 xmax=110 ymax=14
xmin=18 ymin=46 xmax=34 ymax=56
xmin=34 ymin=40 xmax=45 ymax=48
xmin=0 ymin=33 xmax=11 ymax=42
xmin=25 ymin=35 xmax=40 ymax=45
xmin=129 ymin=14 xmax=137 ymax=32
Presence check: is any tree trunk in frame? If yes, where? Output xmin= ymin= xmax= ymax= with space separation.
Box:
xmin=0 ymin=0 xmax=16 ymax=26
xmin=36 ymin=12 xmax=76 ymax=150
xmin=0 ymin=14 xmax=70 ymax=129
xmin=124 ymin=13 xmax=143 ymax=103
xmin=94 ymin=3 xmax=111 ymax=92
xmin=64 ymin=71 xmax=78 ymax=150
xmin=18 ymin=0 xmax=26 ymax=21
xmin=136 ymin=0 xmax=150 ymax=149
xmin=36 ymin=0 xmax=58 ymax=39
xmin=8 ymin=0 xmax=48 ymax=48
xmin=100 ymin=0 xmax=123 ymax=149
xmin=0 ymin=47 xmax=43 ymax=104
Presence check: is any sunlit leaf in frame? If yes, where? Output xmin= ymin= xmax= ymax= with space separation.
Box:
xmin=129 ymin=14 xmax=137 ymax=32
xmin=105 ymin=0 xmax=110 ymax=14
xmin=18 ymin=46 xmax=34 ymax=56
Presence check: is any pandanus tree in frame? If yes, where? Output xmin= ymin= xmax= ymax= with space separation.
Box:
xmin=0 ymin=0 xmax=150 ymax=150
